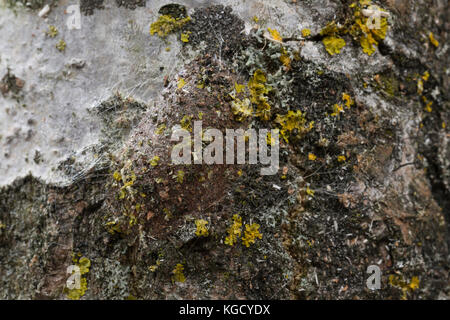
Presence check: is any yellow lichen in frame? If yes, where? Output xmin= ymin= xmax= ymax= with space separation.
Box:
xmin=308 ymin=153 xmax=317 ymax=161
xmin=322 ymin=36 xmax=346 ymax=55
xmin=280 ymin=47 xmax=291 ymax=69
xmin=224 ymin=214 xmax=243 ymax=246
xmin=180 ymin=115 xmax=192 ymax=132
xmin=429 ymin=32 xmax=439 ymax=47
xmin=266 ymin=131 xmax=277 ymax=146
xmin=351 ymin=3 xmax=388 ymax=56
xmin=248 ymin=69 xmax=272 ymax=121
xmin=241 ymin=223 xmax=262 ymax=247
xmin=172 ymin=263 xmax=186 ymax=283
xmin=331 ymin=104 xmax=345 ymax=117
xmin=113 ymin=171 xmax=122 ymax=182
xmin=389 ymin=275 xmax=420 ymax=299
xmin=180 ymin=32 xmax=191 ymax=43
xmin=320 ymin=21 xmax=341 ymax=37
xmin=129 ymin=214 xmax=138 ymax=226
xmin=268 ymin=28 xmax=283 ymax=42
xmin=417 ymin=79 xmax=424 ymax=95
xmin=320 ymin=2 xmax=389 ymax=56
xmin=177 ymin=77 xmax=186 ymax=89
xmin=116 ymin=169 xmax=137 ymax=200
xmin=360 ymin=34 xmax=376 ymax=55
xmin=275 ymin=110 xmax=314 ymax=143
xmin=150 ymin=155 xmax=160 ymax=167
xmin=319 ymin=21 xmax=347 ymax=55
xmin=195 ymin=219 xmax=209 ymax=237
xmin=231 ymin=98 xmax=253 ymax=121
xmin=176 ymin=170 xmax=185 ymax=184
xmin=342 ymin=93 xmax=354 ymax=108
xmin=64 ymin=255 xmax=90 ymax=300
xmin=196 ymin=80 xmax=205 ymax=89
xmin=337 ymin=155 xmax=346 ymax=162
xmin=105 ymin=219 xmax=121 ymax=234
xmin=156 ymin=123 xmax=166 ymax=135
xmin=306 ymin=187 xmax=315 ymax=197
xmin=149 ymin=15 xmax=191 ymax=39
xmin=78 ymin=257 xmax=91 ymax=275
xmin=163 ymin=208 xmax=172 ymax=221
xmin=235 ymin=82 xmax=246 ymax=93
xmin=302 ymin=28 xmax=311 ymax=37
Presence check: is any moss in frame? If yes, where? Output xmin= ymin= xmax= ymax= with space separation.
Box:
xmin=56 ymin=39 xmax=66 ymax=52
xmin=46 ymin=25 xmax=58 ymax=38
xmin=158 ymin=3 xmax=187 ymax=19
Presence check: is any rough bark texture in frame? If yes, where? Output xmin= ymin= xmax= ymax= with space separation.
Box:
xmin=0 ymin=0 xmax=449 ymax=299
